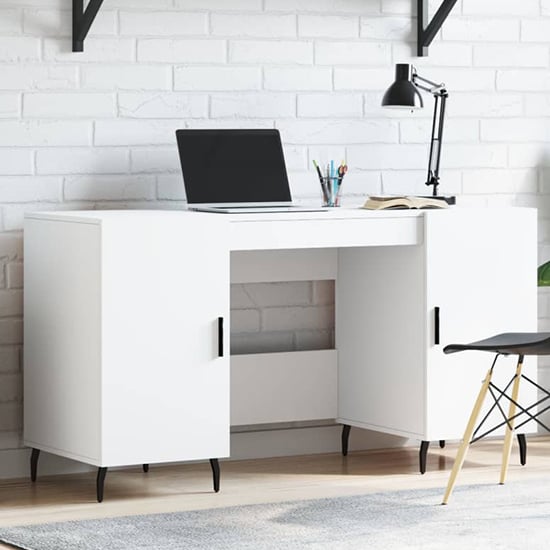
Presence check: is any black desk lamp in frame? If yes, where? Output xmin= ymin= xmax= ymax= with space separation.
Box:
xmin=382 ymin=63 xmax=450 ymax=199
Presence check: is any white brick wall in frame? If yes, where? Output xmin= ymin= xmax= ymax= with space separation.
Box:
xmin=2 ymin=0 xmax=550 ymax=459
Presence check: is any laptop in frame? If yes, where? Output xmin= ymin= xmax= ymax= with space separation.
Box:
xmin=176 ymin=129 xmax=326 ymax=213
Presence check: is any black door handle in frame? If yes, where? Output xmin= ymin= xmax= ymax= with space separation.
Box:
xmin=434 ymin=307 xmax=440 ymax=345
xmin=218 ymin=317 xmax=224 ymax=357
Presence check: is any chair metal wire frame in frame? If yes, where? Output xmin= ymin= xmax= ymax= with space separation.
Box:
xmin=469 ymin=353 xmax=549 ymax=444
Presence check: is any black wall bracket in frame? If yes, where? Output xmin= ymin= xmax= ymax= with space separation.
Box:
xmin=73 ymin=0 xmax=104 ymax=52
xmin=417 ymin=0 xmax=459 ymax=57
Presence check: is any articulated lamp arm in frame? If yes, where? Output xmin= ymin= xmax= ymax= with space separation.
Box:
xmin=412 ymin=69 xmax=448 ymax=197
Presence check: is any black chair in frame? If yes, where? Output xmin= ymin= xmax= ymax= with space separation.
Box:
xmin=442 ymin=332 xmax=550 ymax=504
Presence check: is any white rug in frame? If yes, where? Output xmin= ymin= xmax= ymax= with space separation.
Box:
xmin=2 ymin=479 xmax=550 ymax=549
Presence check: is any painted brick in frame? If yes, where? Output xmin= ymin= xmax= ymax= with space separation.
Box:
xmin=462 ymin=0 xmax=539 ymax=15
xmin=0 ymin=151 xmax=33 ymax=176
xmin=474 ymin=44 xmax=548 ymax=68
xmin=94 ymin=120 xmax=184 ymax=146
xmin=230 ymin=40 xmax=313 ymax=64
xmin=0 ymin=37 xmax=40 ymax=62
xmin=0 ymin=290 xmax=22 ymax=317
xmin=44 ymin=38 xmax=135 ymax=63
xmin=175 ymin=67 xmax=261 ymax=91
xmin=360 ymin=16 xmax=412 ymax=40
xmin=176 ymin=0 xmax=262 ymax=8
xmin=297 ymin=93 xmax=363 ymax=118
xmin=328 ymin=170 xmax=381 ymax=196
xmin=0 ymin=233 xmax=23 ymax=260
xmin=381 ymin=170 xmax=462 ymax=196
xmin=36 ymin=148 xmax=129 ymax=175
xmin=157 ymin=174 xmax=185 ymax=201
xmin=312 ymin=280 xmax=334 ymax=305
xmin=348 ymin=144 xmax=437 ymax=170
xmin=264 ymin=67 xmax=332 ymax=91
xmin=521 ymin=20 xmax=550 ymax=43
xmin=262 ymin=305 xmax=334 ymax=331
xmin=1 ymin=65 xmax=78 ymax=91
xmin=138 ymin=39 xmax=226 ymax=63
xmin=0 ymin=403 xmax=21 ymax=431
xmin=334 ymin=68 xmax=394 ymax=91
xmin=23 ymin=9 xmax=116 ymax=37
xmin=231 ymin=309 xmax=261 ymax=333
xmin=0 ymin=347 xmax=19 ymax=374
xmin=392 ymin=42 xmax=473 ymax=67
xmin=526 ymin=96 xmax=550 ymax=117
xmin=481 ymin=119 xmax=550 ymax=143
xmin=211 ymin=93 xmax=296 ymax=118
xmin=0 ymin=176 xmax=62 ymax=201
xmin=282 ymin=145 xmax=308 ymax=170
xmin=120 ymin=11 xmax=207 ymax=36
xmin=81 ymin=66 xmax=172 ymax=91
xmin=428 ymin=68 xmax=495 ymax=92
xmin=131 ymin=147 xmax=181 ymax=173
xmin=265 ymin=0 xmax=381 ymax=13
xmin=400 ymin=119 xmax=479 ymax=144
xmin=6 ymin=263 xmax=23 ymax=290
xmin=497 ymin=70 xmax=550 ymax=91
xmin=441 ymin=144 xmax=508 ymax=169
xmin=509 ymin=145 xmax=550 ymax=168
xmin=277 ymin=120 xmax=398 ymax=144
xmin=0 ymin=120 xmax=91 ymax=146
xmin=463 ymin=169 xmax=538 ymax=194
xmin=449 ymin=93 xmax=523 ymax=117
xmin=0 ymin=372 xmax=21 ymax=402
xmin=299 ymin=15 xmax=358 ymax=38
xmin=23 ymin=93 xmax=115 ymax=118
xmin=64 ymin=175 xmax=156 ymax=201
xmin=0 ymin=9 xmax=21 ymax=34
xmin=315 ymin=41 xmax=390 ymax=65
xmin=0 ymin=94 xmax=19 ymax=118
xmin=238 ymin=282 xmax=312 ymax=308
xmin=0 ymin=320 xmax=22 ymax=345
xmin=213 ymin=14 xmax=296 ymax=38
xmin=118 ymin=93 xmax=208 ymax=119
xmin=442 ymin=18 xmax=519 ymax=42
xmin=294 ymin=330 xmax=333 ymax=351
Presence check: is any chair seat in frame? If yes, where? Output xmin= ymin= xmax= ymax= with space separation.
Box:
xmin=443 ymin=332 xmax=550 ymax=356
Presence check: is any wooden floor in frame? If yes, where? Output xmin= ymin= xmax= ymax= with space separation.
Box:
xmin=1 ymin=436 xmax=550 ymax=543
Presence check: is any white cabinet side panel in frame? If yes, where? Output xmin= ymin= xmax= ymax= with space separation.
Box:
xmin=337 ymin=245 xmax=426 ymax=437
xmin=24 ymin=219 xmax=101 ymax=463
xmin=425 ymin=208 xmax=538 ymax=440
xmin=100 ymin=215 xmax=230 ymax=466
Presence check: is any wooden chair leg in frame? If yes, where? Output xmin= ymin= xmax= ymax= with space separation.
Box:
xmin=499 ymin=356 xmax=523 ymax=485
xmin=442 ymin=365 xmax=494 ymax=505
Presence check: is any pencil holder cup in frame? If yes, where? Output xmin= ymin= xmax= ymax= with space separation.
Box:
xmin=320 ymin=176 xmax=341 ymax=207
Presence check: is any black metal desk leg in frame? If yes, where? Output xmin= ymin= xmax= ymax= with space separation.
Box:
xmin=30 ymin=448 xmax=40 ymax=482
xmin=210 ymin=459 xmax=220 ymax=493
xmin=517 ymin=434 xmax=527 ymax=466
xmin=341 ymin=424 xmax=351 ymax=456
xmin=419 ymin=441 xmax=430 ymax=474
xmin=96 ymin=467 xmax=108 ymax=502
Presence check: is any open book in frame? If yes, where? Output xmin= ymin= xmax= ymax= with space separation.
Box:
xmin=362 ymin=195 xmax=450 ymax=210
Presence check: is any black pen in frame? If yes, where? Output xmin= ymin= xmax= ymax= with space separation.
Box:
xmin=313 ymin=160 xmax=329 ymax=204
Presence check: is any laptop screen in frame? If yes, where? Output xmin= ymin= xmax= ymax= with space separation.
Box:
xmin=176 ymin=129 xmax=292 ymax=205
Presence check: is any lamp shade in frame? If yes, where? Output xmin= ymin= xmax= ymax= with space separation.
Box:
xmin=381 ymin=64 xmax=423 ymax=109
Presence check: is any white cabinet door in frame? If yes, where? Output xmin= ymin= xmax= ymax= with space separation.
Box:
xmin=424 ymin=208 xmax=537 ymax=440
xmin=100 ymin=213 xmax=230 ymax=466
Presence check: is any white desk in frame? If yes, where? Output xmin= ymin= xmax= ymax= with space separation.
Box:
xmin=23 ymin=207 xmax=537 ymax=494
